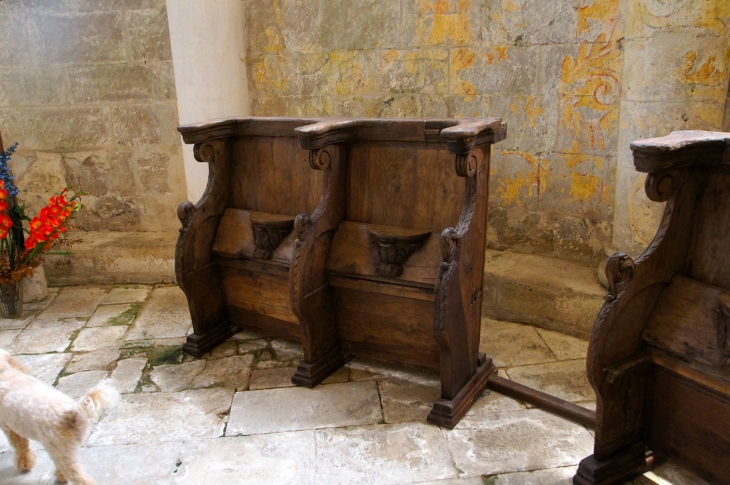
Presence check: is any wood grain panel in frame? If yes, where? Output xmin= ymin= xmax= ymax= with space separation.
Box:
xmin=650 ymin=365 xmax=730 ymax=485
xmin=219 ymin=262 xmax=299 ymax=325
xmin=231 ymin=137 xmax=321 ymax=215
xmin=346 ymin=142 xmax=462 ymax=231
xmin=689 ymin=172 xmax=730 ymax=290
xmin=333 ymin=285 xmax=439 ymax=368
xmin=643 ymin=275 xmax=730 ymax=368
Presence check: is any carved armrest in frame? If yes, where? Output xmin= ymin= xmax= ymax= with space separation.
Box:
xmin=295 ymin=119 xmax=357 ymax=150
xmin=440 ymin=118 xmax=507 ymax=154
xmin=178 ymin=118 xmax=239 ymax=145
xmin=631 ymin=130 xmax=730 ymax=173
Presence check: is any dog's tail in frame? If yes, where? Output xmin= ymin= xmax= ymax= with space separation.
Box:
xmin=78 ymin=380 xmax=119 ymax=420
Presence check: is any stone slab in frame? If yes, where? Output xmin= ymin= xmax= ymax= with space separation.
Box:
xmin=87 ymin=303 xmax=139 ymax=327
xmin=111 ymin=357 xmax=148 ymax=393
xmin=72 ymin=326 xmax=128 ymax=352
xmin=443 ymin=409 xmax=594 ymax=476
xmin=349 ymin=358 xmax=440 ymax=386
xmin=249 ymin=365 xmax=347 ymax=391
xmin=315 ymin=423 xmax=458 ymax=485
xmin=150 ymin=360 xmax=207 ymax=392
xmin=102 ymin=286 xmax=151 ymax=305
xmin=635 ymin=461 xmax=712 ymax=485
xmin=175 ymin=432 xmax=315 ymax=485
xmin=88 ymin=388 xmax=233 ymax=446
xmin=13 ymin=353 xmax=72 ymax=385
xmin=482 ymin=250 xmax=604 ymax=339
xmin=0 ymin=329 xmax=21 ymax=350
xmin=460 ymin=389 xmax=526 ymax=424
xmin=6 ymin=318 xmax=85 ymax=354
xmin=480 ymin=319 xmax=557 ymax=368
xmin=189 ymin=355 xmax=254 ymax=391
xmin=249 ymin=366 xmax=296 ymax=391
xmin=487 ymin=465 xmax=577 ymax=484
xmin=379 ymin=380 xmax=440 ymax=424
xmin=226 ymin=381 xmax=381 ymax=436
xmin=126 ymin=286 xmax=191 ymax=341
xmin=270 ymin=338 xmax=304 ymax=361
xmin=0 ymin=313 xmax=35 ymax=330
xmin=78 ymin=441 xmax=182 ymax=485
xmin=41 ymin=286 xmax=108 ymax=318
xmin=66 ymin=350 xmax=121 ymax=373
xmin=505 ymin=360 xmax=595 ymax=403
xmin=56 ymin=370 xmax=109 ymax=400
xmin=236 ymin=338 xmax=268 ymax=354
xmin=535 ymin=328 xmax=589 ymax=361
xmin=24 ymin=293 xmax=56 ymax=312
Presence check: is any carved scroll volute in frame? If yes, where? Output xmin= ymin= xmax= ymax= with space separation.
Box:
xmin=645 ymin=171 xmax=677 ymax=202
xmin=176 ymin=139 xmax=230 ymax=283
xmin=455 ymin=152 xmax=478 ymax=178
xmin=604 ymin=252 xmax=636 ymax=302
xmin=291 ymin=144 xmax=346 ymax=305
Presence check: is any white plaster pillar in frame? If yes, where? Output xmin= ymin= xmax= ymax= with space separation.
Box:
xmin=165 ymin=0 xmax=250 ymax=203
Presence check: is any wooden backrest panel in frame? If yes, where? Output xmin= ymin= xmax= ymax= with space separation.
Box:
xmin=346 ymin=142 xmax=463 ymax=232
xmin=688 ymin=171 xmax=730 ymax=290
xmin=230 ymin=136 xmax=322 ymax=216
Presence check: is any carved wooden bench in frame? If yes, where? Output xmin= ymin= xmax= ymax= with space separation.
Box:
xmin=575 ymin=130 xmax=730 ymax=485
xmin=176 ymin=117 xmax=506 ymax=428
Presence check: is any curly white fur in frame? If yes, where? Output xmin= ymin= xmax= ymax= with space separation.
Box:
xmin=0 ymin=349 xmax=118 ymax=484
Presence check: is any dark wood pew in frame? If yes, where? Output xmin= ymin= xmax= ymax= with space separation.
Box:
xmin=176 ymin=117 xmax=506 ymax=428
xmin=574 ymin=130 xmax=730 ymax=485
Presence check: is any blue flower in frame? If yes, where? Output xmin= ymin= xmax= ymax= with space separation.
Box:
xmin=0 ymin=143 xmax=19 ymax=198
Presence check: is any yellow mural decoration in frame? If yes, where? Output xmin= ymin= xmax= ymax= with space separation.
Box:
xmin=560 ymin=0 xmax=622 ymax=153
xmin=496 ymin=150 xmax=541 ymax=206
xmin=682 ymin=48 xmax=730 ymax=87
xmin=416 ymin=0 xmax=475 ymax=46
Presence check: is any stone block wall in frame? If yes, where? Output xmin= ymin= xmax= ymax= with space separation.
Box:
xmin=0 ymin=0 xmax=186 ymax=233
xmin=245 ymin=0 xmax=730 ymax=264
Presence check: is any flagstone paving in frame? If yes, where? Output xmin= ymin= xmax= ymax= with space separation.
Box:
xmin=0 ymin=284 xmax=710 ymax=485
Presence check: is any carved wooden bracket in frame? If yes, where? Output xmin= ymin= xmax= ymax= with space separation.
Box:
xmin=367 ymin=225 xmax=430 ymax=277
xmin=249 ymin=212 xmax=295 ymax=260
xmin=604 ymin=252 xmax=636 ymax=302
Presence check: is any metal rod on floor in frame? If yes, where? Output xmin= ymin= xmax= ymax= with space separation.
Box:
xmin=487 ymin=374 xmax=596 ymax=429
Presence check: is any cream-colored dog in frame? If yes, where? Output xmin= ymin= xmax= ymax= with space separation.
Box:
xmin=0 ymin=349 xmax=118 ymax=485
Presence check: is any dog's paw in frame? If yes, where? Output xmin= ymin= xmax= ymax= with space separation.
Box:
xmin=55 ymin=469 xmax=68 ymax=483
xmin=16 ymin=449 xmax=36 ymax=472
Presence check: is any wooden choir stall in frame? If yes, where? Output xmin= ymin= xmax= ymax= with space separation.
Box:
xmin=175 ymin=117 xmax=507 ymax=427
xmin=575 ymin=130 xmax=730 ymax=485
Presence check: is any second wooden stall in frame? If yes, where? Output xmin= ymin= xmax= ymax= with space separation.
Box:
xmin=176 ymin=117 xmax=506 ymax=428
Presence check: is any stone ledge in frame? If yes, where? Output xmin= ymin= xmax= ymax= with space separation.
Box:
xmin=482 ymin=249 xmax=605 ymax=340
xmin=44 ymin=231 xmax=177 ymax=286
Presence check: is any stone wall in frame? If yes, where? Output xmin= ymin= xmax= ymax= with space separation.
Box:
xmin=612 ymin=1 xmax=730 ymax=255
xmin=0 ymin=0 xmax=186 ymax=233
xmin=245 ymin=0 xmax=730 ymax=264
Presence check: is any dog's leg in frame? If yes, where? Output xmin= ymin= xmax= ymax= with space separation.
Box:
xmin=1 ymin=426 xmax=35 ymax=472
xmin=46 ymin=442 xmax=96 ymax=485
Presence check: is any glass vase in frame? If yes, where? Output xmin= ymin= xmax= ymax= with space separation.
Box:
xmin=0 ymin=279 xmax=23 ymax=318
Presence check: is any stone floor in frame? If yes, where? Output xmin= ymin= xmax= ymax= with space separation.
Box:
xmin=0 ymin=284 xmax=710 ymax=485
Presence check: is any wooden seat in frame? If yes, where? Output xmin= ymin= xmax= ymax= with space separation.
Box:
xmin=574 ymin=130 xmax=730 ymax=485
xmin=175 ymin=116 xmax=506 ymax=428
